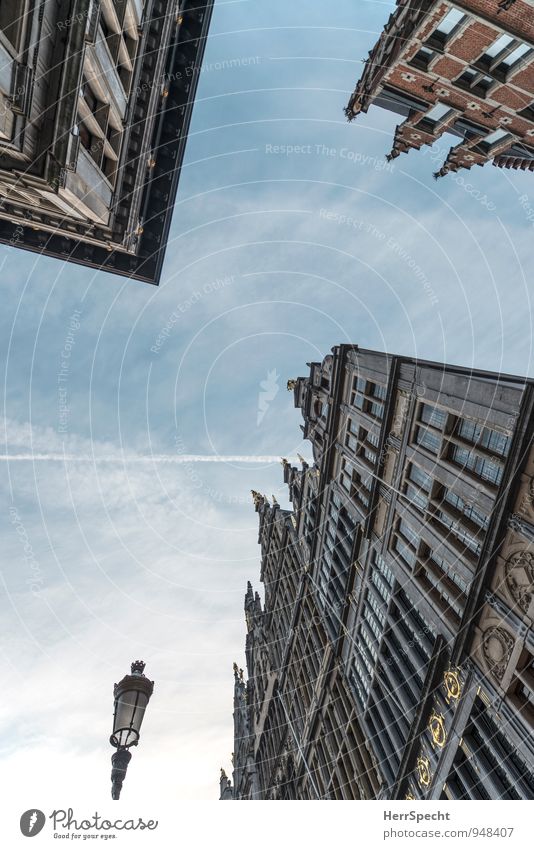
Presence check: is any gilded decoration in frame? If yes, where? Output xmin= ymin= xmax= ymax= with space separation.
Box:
xmin=429 ymin=710 xmax=447 ymax=748
xmin=443 ymin=667 xmax=462 ymax=702
xmin=417 ymin=755 xmax=432 ymax=787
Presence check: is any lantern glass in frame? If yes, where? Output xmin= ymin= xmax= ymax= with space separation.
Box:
xmin=110 ymin=663 xmax=153 ymax=750
xmin=111 ymin=687 xmax=149 ymax=748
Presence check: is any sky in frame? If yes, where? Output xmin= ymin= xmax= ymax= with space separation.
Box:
xmin=1 ymin=0 xmax=534 ymax=817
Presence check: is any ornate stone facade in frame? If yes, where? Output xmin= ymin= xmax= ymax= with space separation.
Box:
xmin=222 ymin=345 xmax=534 ymax=800
xmin=0 ymin=1 xmax=214 ymax=283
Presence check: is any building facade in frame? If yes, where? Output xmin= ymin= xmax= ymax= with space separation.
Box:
xmin=221 ymin=345 xmax=534 ymax=800
xmin=345 ymin=1 xmax=534 ymax=177
xmin=0 ymin=0 xmax=213 ymax=283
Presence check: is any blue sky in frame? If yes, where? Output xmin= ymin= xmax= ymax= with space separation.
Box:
xmin=1 ymin=0 xmax=534 ymax=812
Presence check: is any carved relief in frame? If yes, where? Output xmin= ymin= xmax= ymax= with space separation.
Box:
xmin=513 ymin=459 xmax=534 ymax=520
xmin=390 ymin=390 xmax=410 ymax=439
xmin=417 ymin=755 xmax=432 ymax=787
xmin=504 ymin=550 xmax=534 ymax=614
xmin=482 ymin=626 xmax=515 ymax=682
xmin=428 ymin=710 xmax=447 ymax=749
xmin=443 ymin=667 xmax=462 ymax=703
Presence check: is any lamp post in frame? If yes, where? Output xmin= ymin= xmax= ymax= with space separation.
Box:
xmin=110 ymin=660 xmax=154 ymax=800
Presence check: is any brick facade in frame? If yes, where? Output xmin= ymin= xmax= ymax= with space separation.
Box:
xmin=346 ymin=0 xmax=534 ymax=177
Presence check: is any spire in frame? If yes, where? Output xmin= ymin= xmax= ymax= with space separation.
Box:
xmin=251 ymin=490 xmax=268 ymax=510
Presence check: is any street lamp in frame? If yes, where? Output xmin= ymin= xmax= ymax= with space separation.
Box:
xmin=109 ymin=660 xmax=154 ymax=800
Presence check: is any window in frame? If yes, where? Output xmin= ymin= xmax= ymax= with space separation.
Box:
xmin=404 ymin=464 xmax=431 ymax=512
xmin=426 ymin=547 xmax=470 ymax=594
xmin=404 ymin=463 xmax=432 ymax=513
xmin=82 ymin=80 xmax=100 ymax=115
xmin=398 ymin=519 xmax=419 ymax=547
xmin=450 ymin=444 xmax=503 ymax=486
xmin=454 ymin=67 xmax=494 ymax=98
xmin=345 ymin=431 xmax=358 ymax=452
xmin=480 ymin=128 xmax=512 ymax=151
xmin=349 ymin=376 xmax=384 ymax=419
xmin=436 ymin=8 xmax=465 ymax=35
xmin=416 ymin=563 xmax=464 ymax=619
xmin=405 ymin=483 xmax=428 ymax=512
xmin=370 ymin=382 xmax=387 ymax=401
xmin=420 ymin=403 xmax=447 ymax=429
xmin=485 ymin=34 xmax=515 ymax=59
xmin=350 ymin=469 xmax=372 ymax=509
xmin=433 ymin=507 xmax=482 ymax=555
xmin=415 ymin=426 xmax=441 ymax=454
xmin=78 ymin=122 xmax=94 ymax=152
xmin=426 ymin=103 xmax=452 ymax=123
xmin=498 ymin=43 xmax=531 ymax=70
xmin=457 ymin=419 xmax=511 ymax=457
xmin=518 ymin=102 xmax=534 ymax=122
xmin=367 ymin=590 xmax=386 ymax=627
xmin=350 ymin=657 xmax=370 ymax=706
xmin=364 ymin=606 xmax=383 ymax=641
xmin=374 ymin=553 xmax=395 ymax=588
xmin=394 ymin=519 xmax=418 ymax=568
xmin=371 ymin=569 xmax=392 ymax=604
xmin=350 ymin=376 xmax=366 ymax=408
xmin=427 ymin=7 xmax=467 ymax=50
xmin=442 ymin=488 xmax=489 ymax=530
xmin=360 ymin=625 xmax=378 ymax=661
xmin=368 ymin=400 xmax=384 ymax=420
xmin=408 ymin=464 xmax=432 ymax=490
xmin=362 ymin=445 xmax=377 ymax=466
xmin=418 ymin=103 xmax=454 ymax=133
xmin=366 ymin=430 xmax=380 ymax=449
xmin=0 ymin=1 xmax=25 ymax=52
xmin=409 ymin=46 xmax=435 ymax=71
xmin=475 ymin=35 xmax=531 ymax=81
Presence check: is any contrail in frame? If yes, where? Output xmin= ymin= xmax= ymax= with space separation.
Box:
xmin=0 ymin=454 xmax=307 ymax=464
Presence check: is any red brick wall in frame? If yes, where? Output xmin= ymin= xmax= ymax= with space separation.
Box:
xmin=377 ymin=0 xmax=534 ymax=152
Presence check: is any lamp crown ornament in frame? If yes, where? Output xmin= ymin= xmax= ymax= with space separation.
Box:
xmin=131 ymin=660 xmax=146 ymax=675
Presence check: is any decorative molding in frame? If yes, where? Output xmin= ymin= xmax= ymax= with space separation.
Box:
xmin=505 ymin=550 xmax=534 ymax=614
xmin=428 ymin=710 xmax=447 ymax=749
xmin=482 ymin=626 xmax=515 ymax=682
xmin=417 ymin=755 xmax=432 ymax=787
xmin=443 ymin=667 xmax=462 ymax=703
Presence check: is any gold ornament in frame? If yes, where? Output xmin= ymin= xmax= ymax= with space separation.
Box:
xmin=429 ymin=710 xmax=447 ymax=748
xmin=444 ymin=667 xmax=462 ymax=702
xmin=417 ymin=755 xmax=432 ymax=787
